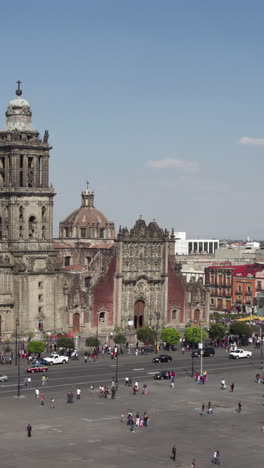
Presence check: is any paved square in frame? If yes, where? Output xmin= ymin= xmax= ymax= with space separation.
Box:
xmin=1 ymin=363 xmax=264 ymax=468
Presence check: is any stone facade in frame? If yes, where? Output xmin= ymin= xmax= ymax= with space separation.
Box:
xmin=0 ymin=86 xmax=210 ymax=341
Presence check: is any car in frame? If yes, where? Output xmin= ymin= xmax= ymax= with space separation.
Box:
xmin=26 ymin=365 xmax=49 ymax=373
xmin=44 ymin=354 xmax=69 ymax=365
xmin=154 ymin=370 xmax=173 ymax=380
xmin=229 ymin=349 xmax=252 ymax=359
xmin=152 ymin=354 xmax=172 ymax=363
xmin=0 ymin=374 xmax=8 ymax=382
xmin=192 ymin=347 xmax=215 ymax=358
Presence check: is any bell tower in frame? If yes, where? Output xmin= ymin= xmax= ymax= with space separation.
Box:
xmin=0 ymin=82 xmax=55 ymax=250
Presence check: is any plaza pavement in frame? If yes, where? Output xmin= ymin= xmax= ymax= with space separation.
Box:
xmin=0 ymin=358 xmax=264 ymax=468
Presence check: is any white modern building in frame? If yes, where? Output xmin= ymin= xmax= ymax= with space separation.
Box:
xmin=175 ymin=232 xmax=219 ymax=256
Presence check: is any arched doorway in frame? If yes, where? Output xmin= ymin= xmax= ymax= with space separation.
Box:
xmin=73 ymin=313 xmax=80 ymax=333
xmin=194 ymin=309 xmax=200 ymax=325
xmin=134 ymin=300 xmax=145 ymax=328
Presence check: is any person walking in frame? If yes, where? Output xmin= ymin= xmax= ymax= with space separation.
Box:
xmin=135 ymin=412 xmax=140 ymax=426
xmin=27 ymin=376 xmax=32 ymax=388
xmin=27 ymin=424 xmax=32 ymax=438
xmin=170 ymin=375 xmax=175 ymax=389
xmin=40 ymin=395 xmax=44 ymax=407
xmin=50 ymin=397 xmax=55 ymax=408
xmin=171 ymin=445 xmax=176 ymax=461
xmin=200 ymin=403 xmax=205 ymax=416
xmin=76 ymin=388 xmax=81 ymax=400
xmin=42 ymin=375 xmax=46 ymax=386
xmin=212 ymin=450 xmax=220 ymax=465
xmin=208 ymin=401 xmax=213 ymax=414
xmin=35 ymin=388 xmax=39 ymax=399
xmin=238 ymin=402 xmax=242 ymax=413
xmin=45 ymin=376 xmax=48 ymax=386
xmin=191 ymin=459 xmax=196 ymax=468
xmin=230 ymin=383 xmax=234 ymax=392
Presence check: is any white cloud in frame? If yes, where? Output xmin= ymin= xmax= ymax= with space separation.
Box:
xmin=238 ymin=136 xmax=264 ymax=146
xmin=144 ymin=158 xmax=198 ymax=171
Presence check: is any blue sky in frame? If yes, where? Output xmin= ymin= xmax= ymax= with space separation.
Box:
xmin=0 ymin=1 xmax=264 ymax=239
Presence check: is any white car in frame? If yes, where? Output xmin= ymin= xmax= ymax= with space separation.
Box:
xmin=229 ymin=349 xmax=252 ymax=359
xmin=44 ymin=354 xmax=69 ymax=365
xmin=0 ymin=374 xmax=8 ymax=382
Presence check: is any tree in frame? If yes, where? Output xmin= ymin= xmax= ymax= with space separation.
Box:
xmin=209 ymin=323 xmax=226 ymax=341
xmin=86 ymin=336 xmax=100 ymax=347
xmin=57 ymin=337 xmax=74 ymax=350
xmin=114 ymin=333 xmax=127 ymax=345
xmin=229 ymin=322 xmax=251 ymax=338
xmin=184 ymin=326 xmax=208 ymax=344
xmin=27 ymin=340 xmax=46 ymax=354
xmin=136 ymin=326 xmax=156 ymax=345
xmin=160 ymin=328 xmax=181 ymax=346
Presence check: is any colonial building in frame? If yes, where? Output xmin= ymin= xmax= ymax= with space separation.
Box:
xmin=0 ymin=85 xmax=210 ymax=341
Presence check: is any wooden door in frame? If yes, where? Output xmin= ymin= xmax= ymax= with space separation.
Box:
xmin=73 ymin=313 xmax=80 ymax=334
xmin=134 ymin=300 xmax=145 ymax=329
xmin=194 ymin=309 xmax=200 ymax=325
xmin=217 ymin=299 xmax=223 ymax=311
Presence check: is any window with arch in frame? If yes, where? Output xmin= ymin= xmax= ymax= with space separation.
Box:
xmin=38 ymin=319 xmax=43 ymax=330
xmin=64 ymin=256 xmax=71 ymax=267
xmin=28 ymin=216 xmax=37 ymax=238
xmin=41 ymin=206 xmax=46 ymax=220
xmin=99 ymin=228 xmax=104 ymax=239
xmin=19 ymin=226 xmax=23 ymax=238
xmin=99 ymin=311 xmax=105 ymax=322
xmin=19 ymin=206 xmax=23 ymax=221
xmin=42 ymin=226 xmax=46 ymax=239
xmin=80 ymin=228 xmax=86 ymax=238
xmin=172 ymin=309 xmax=177 ymax=320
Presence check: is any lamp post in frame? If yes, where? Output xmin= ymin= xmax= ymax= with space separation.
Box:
xmin=188 ymin=320 xmax=194 ymax=378
xmin=16 ymin=318 xmax=21 ymax=397
xmin=155 ymin=313 xmax=160 ymax=354
xmin=15 ymin=319 xmax=18 ymax=366
xmin=115 ymin=346 xmax=119 ymax=384
xmin=199 ymin=320 xmax=204 ymax=376
xmin=260 ymin=324 xmax=263 ymax=371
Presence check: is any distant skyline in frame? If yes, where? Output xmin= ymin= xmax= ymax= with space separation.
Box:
xmin=1 ymin=1 xmax=264 ymax=239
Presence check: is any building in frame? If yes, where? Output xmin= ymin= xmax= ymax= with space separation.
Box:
xmin=175 ymin=232 xmax=219 ymax=256
xmin=205 ymin=263 xmax=263 ymax=312
xmin=0 ymin=85 xmax=210 ymax=340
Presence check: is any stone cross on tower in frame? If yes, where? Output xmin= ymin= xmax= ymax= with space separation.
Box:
xmin=86 ymin=180 xmax=90 ymax=190
xmin=16 ymin=80 xmax=22 ymax=96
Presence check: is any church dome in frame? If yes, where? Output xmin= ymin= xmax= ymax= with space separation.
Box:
xmin=59 ymin=189 xmax=116 ymax=242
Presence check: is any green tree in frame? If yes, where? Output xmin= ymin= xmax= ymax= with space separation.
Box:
xmin=136 ymin=326 xmax=156 ymax=345
xmin=28 ymin=331 xmax=35 ymax=342
xmin=160 ymin=328 xmax=181 ymax=346
xmin=209 ymin=323 xmax=226 ymax=341
xmin=27 ymin=340 xmax=46 ymax=354
xmin=114 ymin=333 xmax=127 ymax=345
xmin=86 ymin=336 xmax=100 ymax=347
xmin=229 ymin=322 xmax=251 ymax=338
xmin=57 ymin=337 xmax=74 ymax=350
xmin=184 ymin=326 xmax=208 ymax=344
xmin=211 ymin=312 xmax=222 ymax=323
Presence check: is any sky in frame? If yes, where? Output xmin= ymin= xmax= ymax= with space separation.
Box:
xmin=0 ymin=0 xmax=264 ymax=239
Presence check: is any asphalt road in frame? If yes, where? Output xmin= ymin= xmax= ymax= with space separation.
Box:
xmin=1 ymin=347 xmax=262 ymax=397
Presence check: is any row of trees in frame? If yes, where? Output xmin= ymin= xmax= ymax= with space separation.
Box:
xmin=24 ymin=321 xmax=252 ymax=355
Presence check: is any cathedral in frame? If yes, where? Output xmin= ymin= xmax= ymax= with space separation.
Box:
xmin=0 ymin=84 xmax=210 ymax=342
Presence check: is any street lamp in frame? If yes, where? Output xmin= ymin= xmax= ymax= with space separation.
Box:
xmin=16 ymin=318 xmax=21 ymax=397
xmin=188 ymin=320 xmax=194 ymax=378
xmin=199 ymin=320 xmax=204 ymax=376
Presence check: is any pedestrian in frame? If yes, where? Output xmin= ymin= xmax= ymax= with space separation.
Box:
xmin=191 ymin=459 xmax=196 ymax=468
xmin=120 ymin=412 xmax=125 ymax=423
xmin=42 ymin=375 xmax=46 ymax=386
xmin=238 ymin=401 xmax=242 ymax=413
xmin=221 ymin=378 xmax=226 ymax=390
xmin=40 ymin=395 xmax=44 ymax=407
xmin=111 ymin=387 xmax=116 ymax=399
xmin=207 ymin=401 xmax=213 ymax=414
xmin=24 ymin=377 xmax=28 ymax=387
xmin=84 ymin=355 xmax=88 ymax=363
xmin=90 ymin=385 xmax=94 ymax=394
xmin=125 ymin=376 xmax=129 ymax=386
xmin=130 ymin=418 xmax=135 ymax=432
xmin=230 ymin=383 xmax=234 ymax=392
xmin=200 ymin=403 xmax=205 ymax=416
xmin=135 ymin=411 xmax=140 ymax=426
xmin=27 ymin=423 xmax=32 ymax=437
xmin=50 ymin=397 xmax=55 ymax=408
xmin=142 ymin=384 xmax=148 ymax=395
xmin=181 ymin=346 xmax=185 ymax=355
xmin=171 ymin=445 xmax=176 ymax=461
xmin=35 ymin=388 xmax=39 ymax=399
xmin=27 ymin=376 xmax=31 ymax=388
xmin=45 ymin=376 xmax=48 ymax=386
xmin=170 ymin=376 xmax=175 ymax=389
xmin=76 ymin=388 xmax=81 ymax=400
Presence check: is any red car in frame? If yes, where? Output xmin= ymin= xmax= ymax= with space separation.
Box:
xmin=26 ymin=365 xmax=48 ymax=373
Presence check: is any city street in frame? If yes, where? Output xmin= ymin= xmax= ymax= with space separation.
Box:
xmin=0 ymin=348 xmax=264 ymax=467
